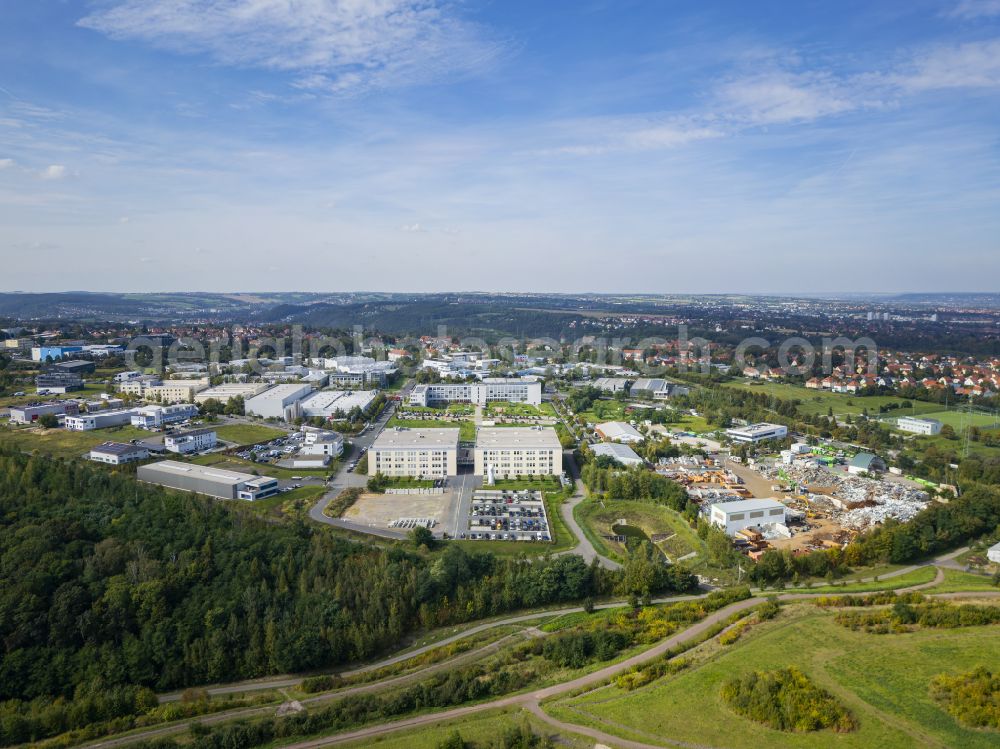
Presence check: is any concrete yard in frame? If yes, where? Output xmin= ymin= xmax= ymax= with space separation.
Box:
xmin=344 ymin=491 xmax=459 ymax=532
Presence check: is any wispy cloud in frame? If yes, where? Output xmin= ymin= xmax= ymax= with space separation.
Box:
xmin=0 ymin=158 xmax=13 ymax=170
xmin=714 ymin=71 xmax=865 ymax=125
xmin=947 ymin=0 xmax=1000 ymax=19
xmin=892 ymin=38 xmax=1000 ymax=91
xmin=78 ymin=0 xmax=508 ymax=96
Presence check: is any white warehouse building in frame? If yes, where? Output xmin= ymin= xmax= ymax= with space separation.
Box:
xmin=474 ymin=427 xmax=562 ymax=478
xmin=369 ymin=427 xmax=460 ymax=478
xmin=64 ymin=408 xmax=138 ymax=431
xmin=897 ymin=416 xmax=942 ymax=435
xmin=244 ymin=383 xmax=313 ymax=420
xmin=710 ymin=498 xmax=787 ymax=536
xmin=725 ymin=423 xmax=789 ymax=443
xmin=408 ymin=378 xmax=542 ymax=407
xmin=299 ymin=389 xmax=377 ymax=419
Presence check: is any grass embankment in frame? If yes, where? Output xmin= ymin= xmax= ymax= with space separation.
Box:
xmin=547 ymin=603 xmax=1000 ymax=748
xmin=780 ymin=565 xmax=938 ymax=595
xmin=574 ymin=499 xmax=707 ymax=566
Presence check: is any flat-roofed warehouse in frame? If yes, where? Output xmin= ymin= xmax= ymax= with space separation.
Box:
xmin=137 ymin=460 xmax=279 ymax=500
xmin=194 ymin=382 xmax=270 ymax=404
xmin=369 ymin=427 xmax=460 ymax=477
xmin=244 ymin=383 xmax=313 ymax=420
xmin=474 ymin=426 xmax=562 ymax=478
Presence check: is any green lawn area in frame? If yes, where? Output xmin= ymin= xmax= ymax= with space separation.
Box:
xmin=574 ymin=499 xmax=708 ymax=566
xmin=673 ymin=413 xmax=714 ymax=434
xmin=780 ymin=565 xmax=937 ymax=594
xmin=380 ymin=477 xmax=436 ymax=489
xmin=722 ymin=380 xmax=940 ymax=418
xmin=0 ymin=381 xmax=112 ymax=409
xmin=906 ymin=408 xmax=1000 ymax=431
xmin=236 ymin=484 xmax=326 ymax=519
xmin=0 ymin=424 xmax=152 ymax=458
xmin=212 ymin=423 xmax=287 ymax=446
xmin=925 ymin=568 xmax=999 ymax=593
xmin=547 ymin=605 xmax=1000 ymax=749
xmin=484 ymin=401 xmax=556 ymax=418
xmin=386 ymin=417 xmax=475 ymax=441
xmin=577 ymin=399 xmax=628 ymax=423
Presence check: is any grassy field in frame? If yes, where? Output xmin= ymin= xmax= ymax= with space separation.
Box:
xmin=926 ymin=568 xmax=999 ymax=593
xmin=212 ymin=423 xmax=287 ymax=446
xmin=547 ymin=604 xmax=1000 ymax=748
xmin=386 ymin=417 xmax=476 ymax=441
xmin=575 ymin=499 xmax=706 ymax=564
xmin=914 ymin=409 xmax=1000 ymax=430
xmin=0 ymin=424 xmax=152 ymax=458
xmin=781 ymin=565 xmax=937 ymax=594
xmin=722 ymin=380 xmax=942 ymax=418
xmin=484 ymin=401 xmax=557 ymax=418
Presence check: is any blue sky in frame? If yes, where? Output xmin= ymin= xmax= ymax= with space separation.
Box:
xmin=2 ymin=0 xmax=999 ymax=293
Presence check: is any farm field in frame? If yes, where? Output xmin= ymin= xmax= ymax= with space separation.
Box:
xmin=546 ymin=603 xmax=1000 ymax=749
xmin=0 ymin=424 xmax=152 ymax=458
xmin=386 ymin=417 xmax=476 ymax=441
xmin=212 ymin=423 xmax=287 ymax=445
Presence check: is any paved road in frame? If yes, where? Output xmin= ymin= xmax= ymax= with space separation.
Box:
xmin=268 ymin=582 xmax=1000 ymax=749
xmin=308 ymin=399 xmax=398 ymax=528
xmin=556 ymin=451 xmax=622 ymax=570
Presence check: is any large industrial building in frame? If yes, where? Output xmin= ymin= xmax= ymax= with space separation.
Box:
xmin=629 ymin=378 xmax=689 ymax=400
xmin=724 ymin=423 xmax=789 ymax=443
xmin=35 ymin=372 xmax=84 ymax=394
xmin=595 ymin=421 xmax=644 ymax=444
xmin=9 ymin=401 xmax=79 ymax=424
xmin=590 ymin=442 xmax=644 ymax=466
xmin=137 ymin=460 xmax=279 ymax=500
xmin=194 ymin=382 xmax=270 ymax=404
xmin=369 ymin=427 xmax=460 ymax=477
xmin=710 ymin=498 xmax=787 ymax=536
xmin=299 ymin=389 xmax=378 ymax=419
xmin=244 ymin=383 xmax=313 ymax=420
xmin=407 ymin=378 xmax=542 ymax=407
xmin=474 ymin=427 xmax=562 ymax=478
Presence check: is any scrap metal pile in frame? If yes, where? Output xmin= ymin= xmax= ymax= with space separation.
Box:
xmin=759 ymin=463 xmax=929 ymax=530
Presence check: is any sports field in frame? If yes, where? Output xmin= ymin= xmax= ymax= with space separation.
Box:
xmin=723 ymin=380 xmax=941 ymax=418
xmin=546 ymin=602 xmax=1000 ymax=748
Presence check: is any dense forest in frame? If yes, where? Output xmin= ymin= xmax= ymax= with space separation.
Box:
xmin=0 ymin=449 xmax=698 ymax=714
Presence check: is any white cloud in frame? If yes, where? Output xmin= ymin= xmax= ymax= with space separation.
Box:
xmin=715 ymin=71 xmax=861 ymax=125
xmin=0 ymin=158 xmax=13 ymax=170
xmin=78 ymin=0 xmax=506 ymax=96
xmin=948 ymin=0 xmax=1000 ymax=19
xmin=39 ymin=164 xmax=67 ymax=180
xmin=540 ymin=116 xmax=723 ymax=156
xmin=400 ymin=222 xmax=425 ymax=232
xmin=894 ymin=39 xmax=1000 ymax=91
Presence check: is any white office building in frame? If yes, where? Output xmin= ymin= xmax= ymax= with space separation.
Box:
xmin=245 ymin=383 xmax=313 ymax=420
xmin=710 ymin=498 xmax=787 ymax=536
xmin=725 ymin=423 xmax=789 ymax=443
xmin=299 ymin=428 xmax=344 ymax=458
xmin=474 ymin=427 xmax=562 ymax=478
xmin=369 ymin=427 xmax=460 ymax=478
xmin=408 ymin=378 xmax=542 ymax=407
xmin=897 ymin=416 xmax=943 ymax=435
xmin=131 ymin=403 xmax=199 ymax=429
xmin=64 ymin=409 xmax=138 ymax=431
xmin=164 ymin=428 xmax=217 ymax=454
xmin=299 ymin=389 xmax=378 ymax=419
